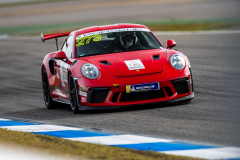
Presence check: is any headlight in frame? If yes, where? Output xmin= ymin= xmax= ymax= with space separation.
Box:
xmin=81 ymin=63 xmax=100 ymax=79
xmin=170 ymin=54 xmax=185 ymax=70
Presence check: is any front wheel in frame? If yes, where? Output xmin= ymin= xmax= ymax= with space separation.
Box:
xmin=42 ymin=67 xmax=56 ymax=109
xmin=69 ymin=73 xmax=79 ymax=114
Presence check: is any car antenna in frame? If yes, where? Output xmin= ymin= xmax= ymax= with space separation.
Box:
xmin=55 ymin=38 xmax=58 ymax=50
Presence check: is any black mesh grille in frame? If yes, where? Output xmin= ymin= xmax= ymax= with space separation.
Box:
xmin=120 ymin=88 xmax=165 ymax=102
xmin=112 ymin=92 xmax=120 ymax=102
xmin=172 ymin=78 xmax=190 ymax=94
xmin=87 ymin=88 xmax=109 ymax=103
xmin=164 ymin=87 xmax=173 ymax=96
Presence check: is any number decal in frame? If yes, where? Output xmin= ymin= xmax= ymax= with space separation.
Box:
xmin=93 ymin=34 xmax=101 ymax=42
xmin=76 ymin=37 xmax=86 ymax=47
xmin=76 ymin=34 xmax=101 ymax=47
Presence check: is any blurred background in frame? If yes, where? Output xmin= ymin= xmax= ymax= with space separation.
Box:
xmin=0 ymin=0 xmax=240 ymax=35
xmin=1 ymin=0 xmax=240 ymax=156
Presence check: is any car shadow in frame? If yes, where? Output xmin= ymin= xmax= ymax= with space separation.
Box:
xmin=79 ymin=101 xmax=193 ymax=115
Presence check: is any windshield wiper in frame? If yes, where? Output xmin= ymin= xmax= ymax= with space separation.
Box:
xmin=83 ymin=52 xmax=110 ymax=57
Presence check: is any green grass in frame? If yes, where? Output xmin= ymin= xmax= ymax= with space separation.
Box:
xmin=146 ymin=22 xmax=240 ymax=31
xmin=0 ymin=18 xmax=239 ymax=36
xmin=0 ymin=128 xmax=203 ymax=160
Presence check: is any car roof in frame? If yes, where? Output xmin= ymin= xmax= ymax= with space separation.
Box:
xmin=75 ymin=23 xmax=148 ymax=36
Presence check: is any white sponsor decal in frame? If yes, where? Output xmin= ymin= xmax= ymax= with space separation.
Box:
xmin=60 ymin=61 xmax=69 ymax=87
xmin=81 ymin=97 xmax=87 ymax=102
xmin=124 ymin=59 xmax=145 ymax=70
xmin=79 ymin=91 xmax=87 ymax=97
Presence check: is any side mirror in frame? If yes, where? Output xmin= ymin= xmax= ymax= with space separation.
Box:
xmin=54 ymin=51 xmax=67 ymax=60
xmin=166 ymin=39 xmax=176 ymax=49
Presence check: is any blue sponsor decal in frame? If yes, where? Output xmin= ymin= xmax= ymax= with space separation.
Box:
xmin=126 ymin=82 xmax=159 ymax=93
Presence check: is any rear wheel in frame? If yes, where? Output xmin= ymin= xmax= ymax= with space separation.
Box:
xmin=42 ymin=67 xmax=56 ymax=109
xmin=69 ymin=73 xmax=79 ymax=114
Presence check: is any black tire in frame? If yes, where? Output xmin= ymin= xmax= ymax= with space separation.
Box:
xmin=42 ymin=67 xmax=56 ymax=109
xmin=69 ymin=73 xmax=79 ymax=114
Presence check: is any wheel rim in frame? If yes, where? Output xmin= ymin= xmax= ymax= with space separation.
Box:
xmin=42 ymin=70 xmax=50 ymax=105
xmin=69 ymin=76 xmax=76 ymax=110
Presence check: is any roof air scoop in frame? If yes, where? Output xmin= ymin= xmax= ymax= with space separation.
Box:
xmin=99 ymin=61 xmax=111 ymax=65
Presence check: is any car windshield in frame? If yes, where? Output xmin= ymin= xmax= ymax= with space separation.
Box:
xmin=75 ymin=28 xmax=163 ymax=58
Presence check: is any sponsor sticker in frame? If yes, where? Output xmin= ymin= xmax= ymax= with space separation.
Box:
xmin=126 ymin=82 xmax=160 ymax=93
xmin=81 ymin=97 xmax=87 ymax=102
xmin=79 ymin=91 xmax=87 ymax=97
xmin=60 ymin=61 xmax=69 ymax=87
xmin=124 ymin=59 xmax=145 ymax=70
xmin=79 ymin=86 xmax=86 ymax=92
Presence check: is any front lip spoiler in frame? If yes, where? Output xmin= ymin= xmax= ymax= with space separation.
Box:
xmin=77 ymin=92 xmax=194 ymax=111
xmin=168 ymin=92 xmax=194 ymax=103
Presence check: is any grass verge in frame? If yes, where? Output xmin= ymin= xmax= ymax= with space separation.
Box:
xmin=0 ymin=128 xmax=202 ymax=160
xmin=145 ymin=22 xmax=240 ymax=31
xmin=0 ymin=19 xmax=240 ymax=36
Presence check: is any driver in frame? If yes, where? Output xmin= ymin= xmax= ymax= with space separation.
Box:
xmin=119 ymin=32 xmax=137 ymax=51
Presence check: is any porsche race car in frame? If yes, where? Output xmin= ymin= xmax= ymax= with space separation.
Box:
xmin=41 ymin=23 xmax=194 ymax=113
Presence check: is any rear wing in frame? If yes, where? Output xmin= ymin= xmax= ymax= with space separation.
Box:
xmin=41 ymin=32 xmax=71 ymax=50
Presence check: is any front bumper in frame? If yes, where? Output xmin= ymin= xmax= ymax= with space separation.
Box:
xmin=74 ymin=76 xmax=194 ymax=110
xmin=76 ymin=92 xmax=194 ymax=110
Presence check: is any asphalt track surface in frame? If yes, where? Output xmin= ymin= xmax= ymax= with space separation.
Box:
xmin=0 ymin=32 xmax=240 ymax=148
xmin=0 ymin=0 xmax=240 ymax=27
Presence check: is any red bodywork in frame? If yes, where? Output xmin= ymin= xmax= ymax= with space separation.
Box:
xmin=41 ymin=24 xmax=194 ymax=110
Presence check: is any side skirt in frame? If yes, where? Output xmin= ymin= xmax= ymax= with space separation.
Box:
xmin=52 ymin=98 xmax=70 ymax=105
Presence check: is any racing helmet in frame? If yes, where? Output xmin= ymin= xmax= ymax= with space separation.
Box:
xmin=120 ymin=32 xmax=138 ymax=48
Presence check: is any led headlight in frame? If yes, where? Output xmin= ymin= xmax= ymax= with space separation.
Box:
xmin=170 ymin=54 xmax=185 ymax=70
xmin=81 ymin=63 xmax=100 ymax=79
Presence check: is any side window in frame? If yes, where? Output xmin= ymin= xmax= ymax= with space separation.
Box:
xmin=61 ymin=35 xmax=73 ymax=58
xmin=61 ymin=40 xmax=67 ymax=53
xmin=66 ymin=35 xmax=73 ymax=58
xmin=142 ymin=32 xmax=154 ymax=46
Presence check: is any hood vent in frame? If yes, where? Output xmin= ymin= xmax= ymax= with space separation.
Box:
xmin=99 ymin=60 xmax=111 ymax=65
xmin=152 ymin=55 xmax=160 ymax=60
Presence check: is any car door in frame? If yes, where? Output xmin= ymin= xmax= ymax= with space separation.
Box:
xmin=56 ymin=34 xmax=73 ymax=97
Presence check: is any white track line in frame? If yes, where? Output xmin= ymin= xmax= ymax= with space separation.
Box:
xmin=162 ymin=147 xmax=240 ymax=159
xmin=66 ymin=134 xmax=172 ymax=145
xmin=0 ymin=125 xmax=84 ymax=132
xmin=0 ymin=118 xmax=10 ymax=121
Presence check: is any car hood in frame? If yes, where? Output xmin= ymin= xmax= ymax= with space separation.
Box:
xmin=81 ymin=49 xmax=166 ymax=77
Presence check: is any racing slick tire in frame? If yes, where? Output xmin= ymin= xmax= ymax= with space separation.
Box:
xmin=69 ymin=73 xmax=79 ymax=114
xmin=42 ymin=67 xmax=56 ymax=109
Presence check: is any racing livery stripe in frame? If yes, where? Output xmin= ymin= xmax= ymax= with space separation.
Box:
xmin=0 ymin=117 xmax=240 ymax=160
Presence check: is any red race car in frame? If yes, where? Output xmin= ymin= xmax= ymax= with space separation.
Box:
xmin=41 ymin=23 xmax=194 ymax=113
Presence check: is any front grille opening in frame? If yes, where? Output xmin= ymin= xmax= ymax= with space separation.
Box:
xmin=87 ymin=88 xmax=109 ymax=103
xmin=164 ymin=87 xmax=173 ymax=96
xmin=172 ymin=78 xmax=190 ymax=94
xmin=112 ymin=92 xmax=120 ymax=102
xmin=49 ymin=58 xmax=55 ymax=75
xmin=120 ymin=88 xmax=165 ymax=102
